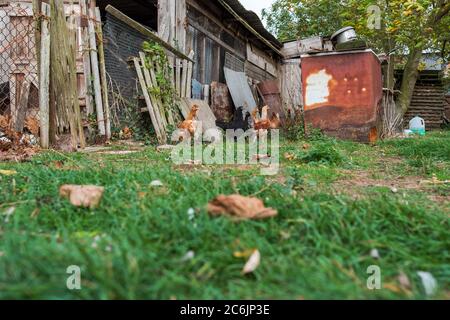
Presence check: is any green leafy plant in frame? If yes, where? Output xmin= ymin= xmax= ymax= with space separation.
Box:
xmin=142 ymin=41 xmax=179 ymax=119
xmin=299 ymin=141 xmax=345 ymax=165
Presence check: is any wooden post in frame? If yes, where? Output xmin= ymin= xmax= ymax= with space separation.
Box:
xmin=32 ymin=0 xmax=43 ymax=79
xmin=88 ymin=1 xmax=106 ymax=136
xmin=95 ymin=7 xmax=111 ymax=140
xmin=39 ymin=2 xmax=51 ymax=148
xmin=186 ymin=50 xmax=194 ymax=99
xmin=14 ymin=80 xmax=30 ymax=132
xmin=80 ymin=0 xmax=93 ymax=115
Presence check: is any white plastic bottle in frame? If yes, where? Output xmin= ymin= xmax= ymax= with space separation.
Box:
xmin=409 ymin=116 xmax=426 ymax=136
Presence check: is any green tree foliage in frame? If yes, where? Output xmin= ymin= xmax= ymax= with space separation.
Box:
xmin=263 ymin=0 xmax=450 ymax=114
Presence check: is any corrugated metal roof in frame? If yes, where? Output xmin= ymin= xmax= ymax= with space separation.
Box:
xmin=220 ymin=0 xmax=283 ymax=49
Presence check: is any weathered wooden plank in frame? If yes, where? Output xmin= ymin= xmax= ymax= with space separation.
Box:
xmin=80 ymin=0 xmax=93 ymax=115
xmin=181 ymin=58 xmax=188 ymax=98
xmin=14 ymin=80 xmax=30 ymax=132
xmin=39 ymin=2 xmax=50 ymax=148
xmin=95 ymin=7 xmax=111 ymax=140
xmin=186 ymin=50 xmax=194 ymax=98
xmin=88 ymin=2 xmax=105 ymax=136
xmin=134 ymin=57 xmax=166 ymax=143
xmin=138 ymin=51 xmax=167 ymax=130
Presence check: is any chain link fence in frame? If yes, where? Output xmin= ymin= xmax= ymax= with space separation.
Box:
xmin=0 ymin=2 xmax=39 ymax=124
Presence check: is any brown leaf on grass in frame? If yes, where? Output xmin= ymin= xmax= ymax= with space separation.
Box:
xmin=242 ymin=249 xmax=261 ymax=274
xmin=207 ymin=194 xmax=277 ymax=220
xmin=284 ymin=152 xmax=296 ymax=161
xmin=59 ymin=185 xmax=105 ymax=209
xmin=53 ymin=161 xmax=64 ymax=169
xmin=302 ymin=143 xmax=311 ymax=150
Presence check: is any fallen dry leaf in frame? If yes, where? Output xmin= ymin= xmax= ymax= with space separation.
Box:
xmin=207 ymin=194 xmax=277 ymax=220
xmin=284 ymin=152 xmax=296 ymax=161
xmin=233 ymin=248 xmax=256 ymax=259
xmin=302 ymin=143 xmax=311 ymax=150
xmin=242 ymin=249 xmax=261 ymax=274
xmin=252 ymin=154 xmax=271 ymax=161
xmin=383 ymin=282 xmax=402 ymax=293
xmin=24 ymin=117 xmax=40 ymax=136
xmin=0 ymin=169 xmax=17 ymax=176
xmin=59 ymin=185 xmax=105 ymax=209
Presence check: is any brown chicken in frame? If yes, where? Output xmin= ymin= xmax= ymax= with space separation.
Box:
xmin=269 ymin=112 xmax=281 ymax=129
xmin=252 ymin=107 xmax=281 ymax=130
xmin=177 ymin=104 xmax=200 ymax=141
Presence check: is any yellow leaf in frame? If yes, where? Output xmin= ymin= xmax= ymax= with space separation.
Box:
xmin=233 ymin=248 xmax=256 ymax=259
xmin=383 ymin=282 xmax=402 ymax=293
xmin=0 ymin=170 xmax=17 ymax=176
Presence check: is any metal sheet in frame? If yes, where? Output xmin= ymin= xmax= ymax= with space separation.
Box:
xmin=191 ymin=79 xmax=203 ymax=100
xmin=224 ymin=67 xmax=256 ymax=113
xmin=210 ymin=82 xmax=234 ymax=122
xmin=257 ymin=80 xmax=286 ymax=126
xmin=179 ymin=98 xmax=217 ymax=132
xmin=301 ymin=50 xmax=382 ymax=143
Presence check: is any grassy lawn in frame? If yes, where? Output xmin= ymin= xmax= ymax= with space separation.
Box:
xmin=0 ymin=131 xmax=448 ymax=299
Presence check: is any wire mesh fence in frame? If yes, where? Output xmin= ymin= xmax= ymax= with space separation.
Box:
xmin=0 ymin=2 xmax=39 ymax=124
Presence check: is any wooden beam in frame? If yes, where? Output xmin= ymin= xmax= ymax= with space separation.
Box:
xmin=106 ymin=5 xmax=194 ymax=62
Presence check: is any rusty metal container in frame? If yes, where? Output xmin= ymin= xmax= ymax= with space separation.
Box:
xmin=301 ymin=50 xmax=383 ymax=143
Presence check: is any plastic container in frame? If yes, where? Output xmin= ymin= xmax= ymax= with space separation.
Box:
xmin=409 ymin=116 xmax=426 ymax=136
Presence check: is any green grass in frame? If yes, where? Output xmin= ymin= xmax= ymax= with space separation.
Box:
xmin=0 ymin=131 xmax=449 ymax=299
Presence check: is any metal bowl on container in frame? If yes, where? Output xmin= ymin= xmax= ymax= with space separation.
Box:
xmin=331 ymin=27 xmax=357 ymax=45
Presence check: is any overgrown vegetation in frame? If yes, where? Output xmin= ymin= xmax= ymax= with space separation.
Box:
xmin=142 ymin=41 xmax=179 ymax=118
xmin=0 ymin=131 xmax=448 ymax=299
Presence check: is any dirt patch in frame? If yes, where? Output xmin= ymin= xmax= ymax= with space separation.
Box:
xmin=336 ymin=170 xmax=423 ymax=190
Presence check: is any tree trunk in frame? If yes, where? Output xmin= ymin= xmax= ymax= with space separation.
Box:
xmin=397 ymin=47 xmax=423 ymax=115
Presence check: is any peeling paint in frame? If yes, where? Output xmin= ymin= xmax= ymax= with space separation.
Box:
xmin=304 ymin=69 xmax=333 ymax=107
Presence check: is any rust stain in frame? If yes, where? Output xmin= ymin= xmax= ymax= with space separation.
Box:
xmin=210 ymin=82 xmax=234 ymax=122
xmin=257 ymin=80 xmax=286 ymax=125
xmin=301 ymin=51 xmax=383 ymax=143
